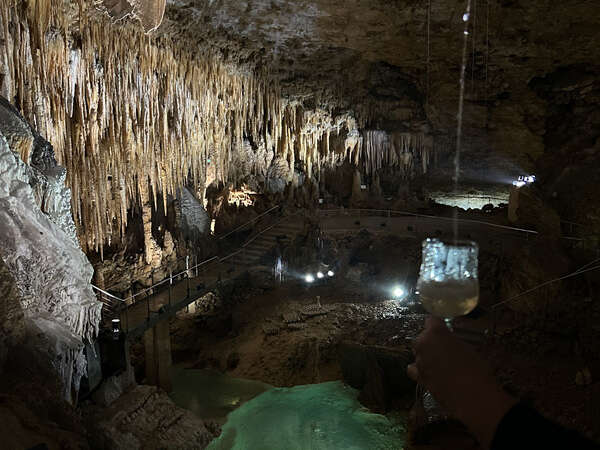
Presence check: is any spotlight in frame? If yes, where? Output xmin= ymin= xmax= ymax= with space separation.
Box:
xmin=327 ymin=270 xmax=334 ymax=277
xmin=305 ymin=274 xmax=315 ymax=283
xmin=112 ymin=319 xmax=121 ymax=340
xmin=463 ymin=13 xmax=470 ymax=22
xmin=317 ymin=272 xmax=324 ymax=279
xmin=392 ymin=286 xmax=405 ymax=299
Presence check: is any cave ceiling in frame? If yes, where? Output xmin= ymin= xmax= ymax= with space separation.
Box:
xmin=161 ymin=0 xmax=600 ymax=173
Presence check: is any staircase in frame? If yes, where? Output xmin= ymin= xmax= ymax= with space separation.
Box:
xmin=237 ymin=219 xmax=304 ymax=266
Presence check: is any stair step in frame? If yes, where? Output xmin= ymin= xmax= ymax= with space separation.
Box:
xmin=244 ymin=248 xmax=265 ymax=254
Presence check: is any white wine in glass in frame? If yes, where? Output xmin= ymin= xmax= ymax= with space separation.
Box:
xmin=416 ymin=238 xmax=480 ymax=327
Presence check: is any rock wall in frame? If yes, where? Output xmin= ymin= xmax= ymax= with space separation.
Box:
xmin=180 ymin=187 xmax=210 ymax=238
xmin=0 ymin=100 xmax=101 ymax=401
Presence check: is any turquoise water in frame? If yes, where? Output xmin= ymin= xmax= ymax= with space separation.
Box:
xmin=169 ymin=368 xmax=272 ymax=424
xmin=205 ymin=381 xmax=406 ymax=450
xmin=170 ymin=370 xmax=406 ymax=449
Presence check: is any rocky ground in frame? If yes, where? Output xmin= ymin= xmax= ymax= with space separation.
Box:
xmin=84 ymin=385 xmax=220 ymax=449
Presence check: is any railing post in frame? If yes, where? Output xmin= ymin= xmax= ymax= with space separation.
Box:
xmin=187 ymin=274 xmax=191 ymax=298
xmin=146 ymin=296 xmax=150 ymax=323
xmin=169 ymin=270 xmax=173 ymax=307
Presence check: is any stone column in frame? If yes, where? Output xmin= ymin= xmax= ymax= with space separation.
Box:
xmin=351 ymin=170 xmax=364 ymax=207
xmin=144 ymin=327 xmax=157 ymax=386
xmin=143 ymin=321 xmax=172 ymax=392
xmin=140 ymin=183 xmax=158 ymax=266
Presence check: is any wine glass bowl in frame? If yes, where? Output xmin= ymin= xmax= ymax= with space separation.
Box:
xmin=416 ymin=238 xmax=480 ymax=321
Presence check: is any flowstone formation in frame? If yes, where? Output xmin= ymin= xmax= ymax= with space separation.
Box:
xmin=0 ymin=99 xmax=101 ymax=402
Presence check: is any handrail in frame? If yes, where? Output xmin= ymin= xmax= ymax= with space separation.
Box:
xmin=219 ymin=215 xmax=296 ymax=262
xmin=92 ymin=256 xmax=219 ymax=305
xmin=317 ymin=208 xmax=539 ymax=236
xmin=98 ymin=204 xmax=282 ymax=304
xmin=218 ymin=204 xmax=281 ymax=240
xmin=92 ymin=285 xmax=127 ymax=303
xmin=242 ymin=216 xmax=289 ymax=248
xmin=103 ymin=253 xmax=192 ymax=292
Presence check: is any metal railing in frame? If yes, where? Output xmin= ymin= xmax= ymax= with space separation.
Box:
xmin=94 ymin=204 xmax=284 ymax=319
xmin=317 ymin=208 xmax=540 ymax=238
xmin=93 ymin=209 xmax=297 ymax=333
xmin=102 ymin=253 xmax=194 ymax=293
xmin=218 ymin=204 xmax=282 ymax=240
xmin=220 ymin=214 xmax=294 ymax=263
xmin=93 ymin=255 xmax=220 ymax=330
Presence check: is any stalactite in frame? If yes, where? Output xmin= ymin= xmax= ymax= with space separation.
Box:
xmin=0 ymin=0 xmax=439 ymax=254
xmin=360 ymin=130 xmax=433 ymax=178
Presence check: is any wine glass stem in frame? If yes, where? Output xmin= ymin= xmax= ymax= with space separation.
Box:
xmin=444 ymin=317 xmax=454 ymax=331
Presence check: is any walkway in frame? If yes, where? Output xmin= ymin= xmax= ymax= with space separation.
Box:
xmin=94 ymin=207 xmax=589 ymax=339
xmin=95 ymin=210 xmax=303 ymax=339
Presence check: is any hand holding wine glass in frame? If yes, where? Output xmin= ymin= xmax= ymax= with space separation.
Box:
xmin=407 ymin=317 xmax=517 ymax=449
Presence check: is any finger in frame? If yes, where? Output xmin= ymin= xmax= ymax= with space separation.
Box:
xmin=425 ymin=316 xmax=447 ymax=331
xmin=407 ymin=363 xmax=419 ymax=382
xmin=413 ymin=332 xmax=425 ymax=354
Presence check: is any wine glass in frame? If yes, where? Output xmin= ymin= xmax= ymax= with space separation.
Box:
xmin=416 ymin=238 xmax=479 ymax=330
xmin=413 ymin=238 xmax=480 ymax=422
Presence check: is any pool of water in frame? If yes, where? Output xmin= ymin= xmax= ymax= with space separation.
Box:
xmin=170 ymin=369 xmax=406 ymax=450
xmin=169 ymin=368 xmax=272 ymax=424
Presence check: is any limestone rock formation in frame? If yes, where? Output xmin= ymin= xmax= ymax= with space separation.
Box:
xmin=179 ymin=187 xmax=210 ymax=239
xmin=86 ymin=385 xmax=218 ymax=449
xmin=0 ymin=103 xmax=101 ymax=401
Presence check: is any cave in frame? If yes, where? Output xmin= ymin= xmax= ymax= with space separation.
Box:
xmin=0 ymin=0 xmax=599 ymax=449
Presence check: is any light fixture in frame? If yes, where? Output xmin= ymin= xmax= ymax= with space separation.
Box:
xmin=463 ymin=13 xmax=470 ymax=22
xmin=327 ymin=270 xmax=334 ymax=277
xmin=392 ymin=286 xmax=405 ymax=299
xmin=514 ymin=175 xmax=535 ymax=188
xmin=112 ymin=319 xmax=121 ymax=339
xmin=305 ymin=274 xmax=315 ymax=283
xmin=317 ymin=272 xmax=324 ymax=279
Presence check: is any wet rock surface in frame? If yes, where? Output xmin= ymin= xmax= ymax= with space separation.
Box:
xmin=84 ymin=385 xmax=219 ymax=449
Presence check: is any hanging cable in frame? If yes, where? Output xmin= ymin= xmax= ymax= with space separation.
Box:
xmin=452 ymin=0 xmax=472 ymax=239
xmin=427 ymin=0 xmax=431 ymax=104
xmin=471 ymin=0 xmax=477 ymax=94
xmin=491 ymin=265 xmax=600 ymax=309
xmin=485 ymin=0 xmax=490 ymax=99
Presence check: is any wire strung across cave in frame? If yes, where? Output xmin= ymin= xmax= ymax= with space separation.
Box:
xmin=491 ymin=263 xmax=600 ymax=310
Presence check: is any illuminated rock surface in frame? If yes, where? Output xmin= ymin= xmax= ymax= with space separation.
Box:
xmin=0 ymin=101 xmax=101 ymax=401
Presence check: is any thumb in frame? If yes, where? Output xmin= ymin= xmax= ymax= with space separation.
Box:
xmin=425 ymin=316 xmax=447 ymax=332
xmin=407 ymin=363 xmax=419 ymax=382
